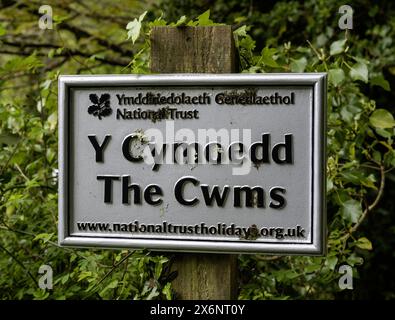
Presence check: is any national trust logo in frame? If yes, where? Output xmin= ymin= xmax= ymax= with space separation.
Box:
xmin=87 ymin=93 xmax=112 ymax=120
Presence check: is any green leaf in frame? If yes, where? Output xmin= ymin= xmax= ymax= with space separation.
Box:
xmin=60 ymin=274 xmax=70 ymax=285
xmin=77 ymin=271 xmax=92 ymax=282
xmin=33 ymin=233 xmax=54 ymax=243
xmin=328 ymin=68 xmax=345 ymax=86
xmin=234 ymin=25 xmax=247 ymax=37
xmin=340 ymin=199 xmax=362 ymax=224
xmin=47 ymin=111 xmax=58 ymax=131
xmin=325 ymin=256 xmax=338 ymax=270
xmin=340 ymin=169 xmax=377 ymax=190
xmin=126 ymin=11 xmax=147 ymax=44
xmin=162 ymin=283 xmax=172 ymax=300
xmin=239 ymin=35 xmax=255 ymax=51
xmin=196 ymin=9 xmax=212 ymax=26
xmin=0 ymin=133 xmax=20 ymax=145
xmin=329 ymin=39 xmax=347 ymax=55
xmin=370 ymin=75 xmax=390 ymax=91
xmin=347 ymin=253 xmax=364 ymax=266
xmin=174 ymin=15 xmax=187 ymax=27
xmin=305 ymin=263 xmax=321 ymax=273
xmin=284 ymin=270 xmax=300 ymax=280
xmin=355 ymin=237 xmax=373 ymax=250
xmin=327 ymin=178 xmax=334 ymax=192
xmin=99 ymin=280 xmax=118 ymax=296
xmin=290 ymin=57 xmax=307 ymax=72
xmin=369 ymin=109 xmax=395 ymax=129
xmin=350 ymin=62 xmax=368 ymax=83
xmin=149 ymin=17 xmax=167 ymax=28
xmin=375 ymin=128 xmax=393 ymax=138
xmin=260 ymin=47 xmax=280 ymax=68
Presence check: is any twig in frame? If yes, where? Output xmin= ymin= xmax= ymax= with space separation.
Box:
xmin=84 ymin=251 xmax=135 ymax=298
xmin=0 ymin=224 xmax=110 ymax=268
xmin=350 ymin=165 xmax=385 ymax=233
xmin=306 ymin=40 xmax=321 ymax=59
xmin=0 ymin=242 xmax=38 ymax=287
xmin=14 ymin=163 xmax=29 ymax=182
xmin=0 ymin=126 xmax=25 ymax=177
xmin=1 ymin=184 xmax=56 ymax=195
xmin=342 ymin=165 xmax=386 ymax=240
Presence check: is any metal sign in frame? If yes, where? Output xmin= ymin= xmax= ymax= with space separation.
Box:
xmin=58 ymin=74 xmax=326 ymax=255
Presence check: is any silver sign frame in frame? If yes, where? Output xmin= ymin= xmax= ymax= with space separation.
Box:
xmin=58 ymin=73 xmax=326 ymax=255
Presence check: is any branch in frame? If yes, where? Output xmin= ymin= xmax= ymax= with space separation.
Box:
xmin=350 ymin=165 xmax=386 ymax=234
xmin=0 ymin=242 xmax=38 ymax=287
xmin=0 ymin=41 xmax=130 ymax=66
xmin=342 ymin=165 xmax=386 ymax=240
xmin=10 ymin=0 xmax=134 ymax=57
xmin=0 ymin=224 xmax=110 ymax=268
xmin=84 ymin=251 xmax=135 ymax=298
xmin=59 ymin=22 xmax=134 ymax=57
xmin=1 ymin=39 xmax=59 ymax=49
xmin=2 ymin=1 xmax=134 ymax=59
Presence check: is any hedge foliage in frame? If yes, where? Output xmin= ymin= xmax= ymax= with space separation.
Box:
xmin=0 ymin=0 xmax=394 ymax=299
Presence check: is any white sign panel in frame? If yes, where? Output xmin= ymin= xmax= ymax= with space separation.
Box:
xmin=58 ymin=74 xmax=326 ymax=254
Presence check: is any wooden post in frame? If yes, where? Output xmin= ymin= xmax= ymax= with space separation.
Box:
xmin=150 ymin=26 xmax=238 ymax=300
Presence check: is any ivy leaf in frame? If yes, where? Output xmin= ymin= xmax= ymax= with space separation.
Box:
xmin=328 ymin=68 xmax=345 ymax=86
xmin=290 ymin=57 xmax=307 ymax=72
xmin=350 ymin=62 xmax=368 ymax=83
xmin=370 ymin=75 xmax=390 ymax=91
xmin=355 ymin=237 xmax=373 ymax=250
xmin=149 ymin=17 xmax=167 ymax=28
xmin=196 ymin=9 xmax=212 ymax=26
xmin=126 ymin=11 xmax=147 ymax=44
xmin=234 ymin=25 xmax=247 ymax=37
xmin=340 ymin=169 xmax=377 ymax=190
xmin=329 ymin=39 xmax=347 ymax=55
xmin=340 ymin=199 xmax=362 ymax=224
xmin=369 ymin=109 xmax=395 ymax=129
xmin=239 ymin=35 xmax=255 ymax=51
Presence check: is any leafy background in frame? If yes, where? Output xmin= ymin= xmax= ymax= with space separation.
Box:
xmin=0 ymin=0 xmax=394 ymax=299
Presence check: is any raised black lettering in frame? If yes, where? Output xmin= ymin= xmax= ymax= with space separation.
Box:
xmin=234 ymin=186 xmax=265 ymax=208
xmin=250 ymin=134 xmax=270 ymax=164
xmin=174 ymin=176 xmax=199 ymax=206
xmin=144 ymin=184 xmax=163 ymax=205
xmin=88 ymin=135 xmax=111 ymax=162
xmin=122 ymin=175 xmax=141 ymax=204
xmin=201 ymin=185 xmax=229 ymax=207
xmin=122 ymin=134 xmax=144 ymax=162
xmin=272 ymin=134 xmax=293 ymax=164
xmin=269 ymin=187 xmax=286 ymax=209
xmin=97 ymin=175 xmax=120 ymax=203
